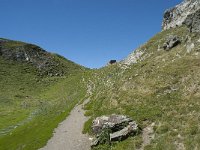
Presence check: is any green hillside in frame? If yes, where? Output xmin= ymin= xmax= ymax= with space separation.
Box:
xmin=0 ymin=38 xmax=85 ymax=76
xmin=84 ymin=26 xmax=200 ymax=149
xmin=1 ymin=9 xmax=200 ymax=150
xmin=0 ymin=40 xmax=88 ymax=150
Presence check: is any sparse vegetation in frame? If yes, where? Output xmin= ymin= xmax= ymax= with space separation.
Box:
xmin=83 ymin=26 xmax=200 ymax=149
xmin=1 ymin=24 xmax=200 ymax=150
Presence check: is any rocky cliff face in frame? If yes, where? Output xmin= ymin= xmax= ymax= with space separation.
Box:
xmin=162 ymin=0 xmax=200 ymax=32
xmin=122 ymin=0 xmax=200 ymax=66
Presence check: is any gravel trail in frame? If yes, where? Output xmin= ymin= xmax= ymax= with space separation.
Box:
xmin=40 ymin=99 xmax=91 ymax=150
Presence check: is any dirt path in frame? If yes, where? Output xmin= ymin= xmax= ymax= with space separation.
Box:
xmin=40 ymin=99 xmax=91 ymax=150
xmin=139 ymin=123 xmax=155 ymax=150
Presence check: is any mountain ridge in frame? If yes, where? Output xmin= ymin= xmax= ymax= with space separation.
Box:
xmin=1 ymin=0 xmax=200 ymax=149
xmin=0 ymin=38 xmax=86 ymax=77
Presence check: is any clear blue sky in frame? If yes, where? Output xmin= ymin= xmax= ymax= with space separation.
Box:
xmin=0 ymin=0 xmax=182 ymax=68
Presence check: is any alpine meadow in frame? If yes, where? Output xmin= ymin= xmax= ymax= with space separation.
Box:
xmin=1 ymin=0 xmax=200 ymax=150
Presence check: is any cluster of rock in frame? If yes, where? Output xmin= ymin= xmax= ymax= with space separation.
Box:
xmin=162 ymin=0 xmax=200 ymax=32
xmin=121 ymin=47 xmax=145 ymax=65
xmin=184 ymin=9 xmax=200 ymax=33
xmin=91 ymin=114 xmax=139 ymax=147
xmin=163 ymin=35 xmax=181 ymax=51
xmin=0 ymin=39 xmax=64 ymax=76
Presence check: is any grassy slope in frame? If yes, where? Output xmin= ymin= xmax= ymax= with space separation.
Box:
xmin=0 ymin=38 xmax=85 ymax=76
xmin=1 ymin=26 xmax=200 ymax=150
xmin=0 ymin=53 xmax=88 ymax=150
xmin=84 ymin=26 xmax=200 ymax=150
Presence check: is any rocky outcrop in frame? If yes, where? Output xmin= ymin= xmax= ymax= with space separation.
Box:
xmin=91 ymin=114 xmax=139 ymax=147
xmin=121 ymin=47 xmax=145 ymax=65
xmin=163 ymin=35 xmax=181 ymax=50
xmin=183 ymin=9 xmax=200 ymax=32
xmin=121 ymin=0 xmax=200 ymax=67
xmin=162 ymin=0 xmax=200 ymax=32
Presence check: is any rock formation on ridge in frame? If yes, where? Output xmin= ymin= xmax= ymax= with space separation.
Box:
xmin=162 ymin=0 xmax=200 ymax=32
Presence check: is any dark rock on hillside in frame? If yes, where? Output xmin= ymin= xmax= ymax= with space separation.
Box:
xmin=108 ymin=60 xmax=117 ymax=65
xmin=163 ymin=35 xmax=181 ymax=51
xmin=91 ymin=114 xmax=138 ymax=147
xmin=162 ymin=0 xmax=200 ymax=32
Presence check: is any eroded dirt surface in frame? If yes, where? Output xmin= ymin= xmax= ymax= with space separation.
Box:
xmin=39 ymin=99 xmax=91 ymax=150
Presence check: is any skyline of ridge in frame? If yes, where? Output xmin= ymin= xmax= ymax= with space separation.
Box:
xmin=1 ymin=0 xmax=182 ymax=68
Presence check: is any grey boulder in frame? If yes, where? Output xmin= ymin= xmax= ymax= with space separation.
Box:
xmin=110 ymin=121 xmax=138 ymax=141
xmin=91 ymin=114 xmax=139 ymax=147
xmin=163 ymin=35 xmax=181 ymax=50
